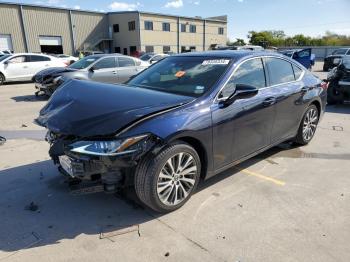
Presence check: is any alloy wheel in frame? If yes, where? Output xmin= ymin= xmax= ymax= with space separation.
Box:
xmin=302 ymin=108 xmax=318 ymax=141
xmin=157 ymin=152 xmax=197 ymax=206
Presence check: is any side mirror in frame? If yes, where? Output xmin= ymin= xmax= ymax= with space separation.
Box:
xmin=219 ymin=84 xmax=258 ymax=107
xmin=89 ymin=66 xmax=95 ymax=72
xmin=3 ymin=60 xmax=9 ymax=65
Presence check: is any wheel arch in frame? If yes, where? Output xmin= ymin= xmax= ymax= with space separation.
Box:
xmin=309 ymin=99 xmax=321 ymax=118
xmin=169 ymin=135 xmax=208 ymax=180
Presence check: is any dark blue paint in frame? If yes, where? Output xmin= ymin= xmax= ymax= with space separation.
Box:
xmin=38 ymin=51 xmax=326 ymax=179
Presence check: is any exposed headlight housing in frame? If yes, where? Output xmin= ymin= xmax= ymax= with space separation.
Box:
xmin=53 ymin=76 xmax=66 ymax=85
xmin=69 ymin=134 xmax=149 ymax=156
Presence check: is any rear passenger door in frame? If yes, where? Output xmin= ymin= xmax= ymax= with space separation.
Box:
xmin=89 ymin=57 xmax=118 ymax=84
xmin=116 ymin=57 xmax=138 ymax=83
xmin=264 ymin=57 xmax=306 ymax=142
xmin=29 ymin=55 xmax=52 ymax=76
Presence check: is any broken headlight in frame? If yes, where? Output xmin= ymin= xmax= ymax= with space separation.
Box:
xmin=69 ymin=134 xmax=149 ymax=156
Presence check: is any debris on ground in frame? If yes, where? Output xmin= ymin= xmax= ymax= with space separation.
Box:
xmin=21 ymin=124 xmax=28 ymax=128
xmin=25 ymin=202 xmax=39 ymax=212
xmin=100 ymin=224 xmax=140 ymax=239
xmin=238 ymin=203 xmax=243 ymax=208
xmin=164 ymin=252 xmax=170 ymax=257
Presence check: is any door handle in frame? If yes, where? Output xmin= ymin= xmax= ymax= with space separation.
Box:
xmin=301 ymin=86 xmax=313 ymax=92
xmin=263 ymin=97 xmax=276 ymax=106
xmin=23 ymin=66 xmax=28 ymax=68
xmin=112 ymin=71 xmax=117 ymax=74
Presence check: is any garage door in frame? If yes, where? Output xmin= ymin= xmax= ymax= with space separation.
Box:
xmin=39 ymin=36 xmax=63 ymax=54
xmin=0 ymin=34 xmax=13 ymax=51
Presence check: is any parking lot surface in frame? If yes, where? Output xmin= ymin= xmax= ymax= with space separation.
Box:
xmin=0 ymin=64 xmax=349 ymax=262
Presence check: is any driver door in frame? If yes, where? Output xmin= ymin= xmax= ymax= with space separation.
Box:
xmin=4 ymin=55 xmax=31 ymax=81
xmin=211 ymin=58 xmax=275 ymax=170
xmin=89 ymin=57 xmax=118 ymax=84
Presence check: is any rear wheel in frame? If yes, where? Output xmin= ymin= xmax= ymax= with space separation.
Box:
xmin=135 ymin=142 xmax=201 ymax=213
xmin=0 ymin=73 xmax=5 ymax=85
xmin=294 ymin=105 xmax=319 ymax=145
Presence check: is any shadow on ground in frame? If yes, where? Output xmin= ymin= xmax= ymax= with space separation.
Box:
xmin=11 ymin=94 xmax=47 ymax=102
xmin=0 ymin=142 xmax=347 ymax=254
xmin=326 ymin=104 xmax=350 ymax=114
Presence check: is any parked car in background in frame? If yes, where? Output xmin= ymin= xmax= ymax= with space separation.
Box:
xmin=0 ymin=53 xmax=67 ymax=85
xmin=215 ymin=45 xmax=264 ymax=51
xmin=140 ymin=53 xmax=169 ymax=64
xmin=326 ymin=56 xmax=350 ymax=104
xmin=33 ymin=54 xmax=149 ymax=96
xmin=323 ymin=48 xmax=350 ymax=72
xmin=56 ymin=54 xmax=78 ymax=66
xmin=0 ymin=50 xmax=13 ymax=55
xmin=81 ymin=51 xmax=104 ymax=56
xmin=36 ymin=51 xmax=326 ymax=213
xmin=280 ymin=48 xmax=315 ymax=69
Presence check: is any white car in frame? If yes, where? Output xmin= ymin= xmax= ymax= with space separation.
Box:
xmin=0 ymin=53 xmax=67 ymax=85
xmin=140 ymin=53 xmax=169 ymax=64
xmin=0 ymin=50 xmax=12 ymax=55
xmin=56 ymin=54 xmax=79 ymax=65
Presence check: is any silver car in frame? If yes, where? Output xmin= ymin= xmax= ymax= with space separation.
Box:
xmin=33 ymin=54 xmax=149 ymax=96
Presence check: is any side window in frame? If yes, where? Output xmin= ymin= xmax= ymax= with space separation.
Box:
xmin=93 ymin=57 xmax=116 ymax=70
xmin=118 ymin=57 xmax=135 ymax=67
xmin=9 ymin=56 xmax=28 ymax=63
xmin=265 ymin=57 xmax=295 ymax=85
xmin=292 ymin=64 xmax=303 ymax=80
xmin=30 ymin=55 xmax=51 ymax=62
xmin=220 ymin=58 xmax=265 ymax=98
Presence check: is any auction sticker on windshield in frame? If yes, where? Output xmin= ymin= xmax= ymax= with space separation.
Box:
xmin=202 ymin=59 xmax=230 ymax=65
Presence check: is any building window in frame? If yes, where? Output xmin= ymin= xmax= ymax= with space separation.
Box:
xmin=162 ymin=22 xmax=170 ymax=32
xmin=218 ymin=27 xmax=224 ymax=35
xmin=145 ymin=46 xmax=154 ymax=53
xmin=130 ymin=46 xmax=137 ymax=56
xmin=123 ymin=48 xmax=128 ymax=55
xmin=181 ymin=24 xmax=186 ymax=32
xmin=113 ymin=24 xmax=119 ymax=33
xmin=181 ymin=46 xmax=187 ymax=53
xmin=144 ymin=21 xmax=153 ymax=30
xmin=115 ymin=47 xmax=121 ymax=53
xmin=128 ymin=21 xmax=136 ymax=31
xmin=190 ymin=46 xmax=196 ymax=52
xmin=163 ymin=46 xmax=171 ymax=53
xmin=189 ymin=25 xmax=196 ymax=33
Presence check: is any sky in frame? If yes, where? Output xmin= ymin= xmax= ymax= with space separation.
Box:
xmin=4 ymin=0 xmax=350 ymax=41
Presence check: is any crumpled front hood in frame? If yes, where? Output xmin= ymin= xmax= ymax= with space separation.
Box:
xmin=35 ymin=80 xmax=193 ymax=137
xmin=33 ymin=67 xmax=78 ymax=81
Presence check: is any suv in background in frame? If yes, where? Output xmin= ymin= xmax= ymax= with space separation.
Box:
xmin=0 ymin=53 xmax=66 ymax=85
xmin=323 ymin=48 xmax=350 ymax=71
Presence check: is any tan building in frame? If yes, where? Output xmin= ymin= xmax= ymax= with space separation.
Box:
xmin=0 ymin=2 xmax=227 ymax=56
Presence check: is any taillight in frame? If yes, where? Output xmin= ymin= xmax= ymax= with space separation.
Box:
xmin=321 ymin=81 xmax=328 ymax=90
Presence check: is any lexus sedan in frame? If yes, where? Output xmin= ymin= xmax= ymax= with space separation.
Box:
xmin=33 ymin=54 xmax=149 ymax=96
xmin=36 ymin=51 xmax=327 ymax=213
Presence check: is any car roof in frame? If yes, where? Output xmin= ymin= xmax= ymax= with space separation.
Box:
xmin=173 ymin=50 xmax=284 ymax=60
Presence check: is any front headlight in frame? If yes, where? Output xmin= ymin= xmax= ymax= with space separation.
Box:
xmin=69 ymin=134 xmax=149 ymax=156
xmin=53 ymin=76 xmax=65 ymax=84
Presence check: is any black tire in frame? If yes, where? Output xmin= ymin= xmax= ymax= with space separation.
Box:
xmin=134 ymin=142 xmax=201 ymax=213
xmin=327 ymin=81 xmax=344 ymax=105
xmin=294 ymin=105 xmax=319 ymax=146
xmin=0 ymin=73 xmax=5 ymax=85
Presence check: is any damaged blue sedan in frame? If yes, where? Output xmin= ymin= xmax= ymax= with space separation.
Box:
xmin=36 ymin=51 xmax=327 ymax=213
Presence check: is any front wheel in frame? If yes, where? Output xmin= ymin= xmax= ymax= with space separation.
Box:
xmin=294 ymin=105 xmax=319 ymax=145
xmin=0 ymin=73 xmax=5 ymax=85
xmin=135 ymin=142 xmax=201 ymax=213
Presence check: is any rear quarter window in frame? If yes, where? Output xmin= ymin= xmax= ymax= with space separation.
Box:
xmin=265 ymin=57 xmax=295 ymax=85
xmin=292 ymin=64 xmax=303 ymax=80
xmin=30 ymin=55 xmax=51 ymax=62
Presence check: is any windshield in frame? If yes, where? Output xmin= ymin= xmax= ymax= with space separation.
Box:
xmin=140 ymin=53 xmax=154 ymax=61
xmin=127 ymin=56 xmax=231 ymax=97
xmin=0 ymin=55 xmax=11 ymax=62
xmin=332 ymin=49 xmax=347 ymax=55
xmin=69 ymin=56 xmax=99 ymax=69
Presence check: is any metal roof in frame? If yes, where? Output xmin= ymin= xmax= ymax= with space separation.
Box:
xmin=0 ymin=2 xmax=227 ymax=23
